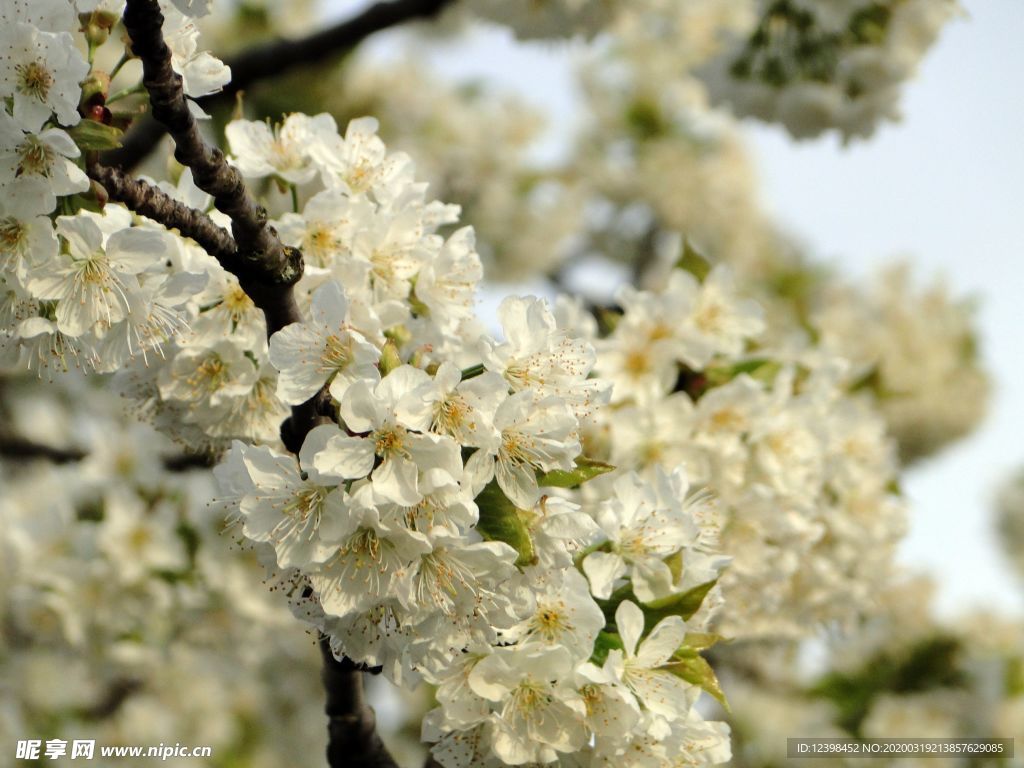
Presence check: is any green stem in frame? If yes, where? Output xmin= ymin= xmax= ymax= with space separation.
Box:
xmin=109 ymin=52 xmax=131 ymax=80
xmin=107 ymin=83 xmax=146 ymax=104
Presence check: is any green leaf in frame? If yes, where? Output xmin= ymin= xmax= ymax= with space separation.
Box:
xmin=590 ymin=631 xmax=625 ymax=666
xmin=538 ymin=457 xmax=615 ymax=489
xmin=68 ymin=120 xmax=123 ymax=150
xmin=474 ymin=480 xmax=536 ymax=568
xmin=674 ymin=238 xmax=711 ymax=282
xmin=667 ymin=653 xmax=729 ymax=710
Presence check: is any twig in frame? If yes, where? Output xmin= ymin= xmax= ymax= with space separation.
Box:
xmin=103 ymin=0 xmax=456 ymax=169
xmin=87 ymin=161 xmax=237 ymax=264
xmin=162 ymin=451 xmax=217 ymax=472
xmin=0 ymin=436 xmax=86 ymax=464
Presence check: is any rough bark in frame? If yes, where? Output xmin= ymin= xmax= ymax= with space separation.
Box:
xmin=320 ymin=637 xmax=400 ymax=768
xmin=121 ymin=0 xmax=302 ymax=336
xmin=86 ymin=161 xmax=237 ymax=265
xmin=116 ymin=4 xmax=403 ymax=765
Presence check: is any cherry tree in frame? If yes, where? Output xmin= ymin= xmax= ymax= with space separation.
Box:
xmin=1 ymin=2 xmax=1016 ymax=768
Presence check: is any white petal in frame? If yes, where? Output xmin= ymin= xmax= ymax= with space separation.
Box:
xmin=372 ymin=455 xmax=420 ymax=506
xmin=313 ymin=435 xmax=374 ymax=480
xmin=583 ymin=551 xmax=627 ymax=601
xmin=614 ymin=599 xmax=645 ymax=658
xmin=635 ymin=616 xmax=687 ymax=668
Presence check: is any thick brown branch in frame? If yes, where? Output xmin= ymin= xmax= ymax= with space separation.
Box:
xmin=121 ymin=0 xmax=302 ymax=336
xmin=320 ymin=637 xmax=400 ymax=768
xmin=103 ymin=0 xmax=456 ymax=170
xmin=120 ymin=7 xmax=403 ymax=766
xmin=87 ymin=161 xmax=237 ymax=264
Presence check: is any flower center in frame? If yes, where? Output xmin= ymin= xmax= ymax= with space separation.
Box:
xmin=341 ymin=527 xmax=382 ymax=564
xmin=16 ymin=60 xmax=53 ymax=102
xmin=530 ymin=601 xmax=573 ymax=641
xmin=501 ymin=430 xmax=532 ymax=466
xmin=188 ymin=355 xmax=228 ymax=393
xmin=283 ymin=487 xmax=326 ymax=523
xmin=305 ymin=226 xmax=337 ymax=266
xmin=433 ymin=393 xmax=471 ymax=436
xmin=710 ymin=407 xmax=743 ymax=431
xmin=694 ymin=301 xmax=725 ymax=333
xmin=221 ymin=285 xmax=254 ymax=322
xmin=17 ymin=137 xmax=55 ymax=178
xmin=0 ymin=217 xmax=28 ymax=258
xmin=373 ymin=426 xmax=405 ymax=458
xmin=270 ymin=134 xmax=302 ymax=171
xmin=76 ymin=253 xmax=112 ymax=285
xmin=322 ymin=333 xmax=352 ymax=372
xmin=623 ymin=348 xmax=652 ymax=376
xmin=511 ymin=681 xmax=549 ymax=716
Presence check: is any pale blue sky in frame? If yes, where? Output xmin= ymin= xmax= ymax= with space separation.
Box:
xmin=347 ymin=0 xmax=1024 ymax=617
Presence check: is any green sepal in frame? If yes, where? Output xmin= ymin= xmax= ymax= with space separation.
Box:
xmin=704 ymin=358 xmax=781 ymax=388
xmin=538 ymin=457 xmax=615 ymax=489
xmin=590 ymin=631 xmax=625 ymax=667
xmin=640 ymin=579 xmax=719 ymax=625
xmin=597 ymin=578 xmax=719 ymax=626
xmin=474 ymin=480 xmax=536 ymax=567
xmin=68 ymin=120 xmax=123 ymax=150
xmin=595 ymin=307 xmax=621 ymax=337
xmin=378 ymin=341 xmax=403 ymax=376
xmin=460 ymin=363 xmax=485 ymax=381
xmin=666 ymin=652 xmax=729 ymax=710
xmin=383 ymin=324 xmax=411 ymax=348
xmin=674 ymin=238 xmax=711 ymax=282
xmin=681 ymin=632 xmax=725 ymax=652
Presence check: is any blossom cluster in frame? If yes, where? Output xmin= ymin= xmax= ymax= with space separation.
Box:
xmin=204 ymin=114 xmax=733 ymax=766
xmin=567 ymin=262 xmax=906 ymax=639
xmin=698 ymin=0 xmax=960 ymax=140
xmin=722 ymin=576 xmax=1024 ymax=768
xmin=0 ymin=371 xmax=327 ymax=767
xmin=331 ymin=58 xmax=585 ymax=282
xmin=0 ymin=0 xmax=228 ymax=378
xmin=812 ymin=263 xmax=988 ymax=462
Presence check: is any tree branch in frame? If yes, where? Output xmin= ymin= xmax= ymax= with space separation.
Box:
xmin=103 ymin=0 xmax=456 ymax=170
xmin=118 ymin=6 xmax=401 ymax=766
xmin=121 ymin=0 xmax=302 ymax=337
xmin=0 ymin=436 xmax=86 ymax=464
xmin=87 ymin=161 xmax=237 ymax=264
xmin=320 ymin=636 xmax=400 ymax=768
